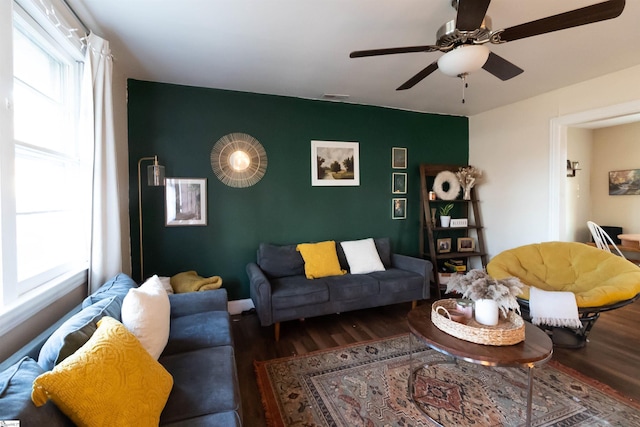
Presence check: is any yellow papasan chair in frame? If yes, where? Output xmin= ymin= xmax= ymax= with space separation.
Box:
xmin=487 ymin=241 xmax=640 ymax=348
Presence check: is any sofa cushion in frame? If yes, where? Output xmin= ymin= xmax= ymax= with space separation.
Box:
xmin=257 ymin=243 xmax=305 ymax=278
xmin=296 ymin=240 xmax=346 ymax=279
xmin=340 ymin=238 xmax=386 ymax=274
xmin=82 ymin=273 xmax=138 ymax=307
xmin=161 ymin=412 xmax=241 ymax=427
xmin=32 ymin=317 xmax=173 ymax=427
xmin=0 ymin=357 xmax=72 ymax=426
xmin=271 ymin=276 xmax=329 ymax=309
xmin=162 ymin=311 xmax=232 ymax=356
xmin=487 ymin=241 xmax=640 ymax=307
xmin=122 ymin=275 xmax=171 ymax=359
xmin=370 ymin=269 xmax=424 ymax=293
xmin=325 ymin=274 xmax=380 ymax=300
xmin=169 ymin=289 xmax=229 ymax=317
xmin=159 ymin=346 xmax=240 ymax=425
xmin=38 ymin=295 xmax=121 ymax=371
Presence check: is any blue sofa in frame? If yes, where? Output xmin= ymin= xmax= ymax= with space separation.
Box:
xmin=247 ymin=237 xmax=432 ymax=340
xmin=0 ymin=273 xmax=242 ymax=426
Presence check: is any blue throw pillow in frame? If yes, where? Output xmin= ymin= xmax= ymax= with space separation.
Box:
xmin=374 ymin=237 xmax=392 ymax=268
xmin=0 ymin=357 xmax=72 ymax=426
xmin=81 ymin=273 xmax=137 ymax=308
xmin=257 ymin=243 xmax=305 ymax=278
xmin=37 ymin=296 xmax=121 ymax=371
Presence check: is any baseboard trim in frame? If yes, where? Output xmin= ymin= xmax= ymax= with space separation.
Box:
xmin=228 ymin=298 xmax=254 ymax=315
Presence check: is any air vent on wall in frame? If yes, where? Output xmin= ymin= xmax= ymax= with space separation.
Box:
xmin=322 ymin=94 xmax=350 ymax=100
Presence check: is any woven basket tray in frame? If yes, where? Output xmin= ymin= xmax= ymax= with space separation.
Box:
xmin=431 ymin=299 xmax=525 ymax=346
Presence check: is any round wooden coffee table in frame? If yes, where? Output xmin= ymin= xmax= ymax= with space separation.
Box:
xmin=407 ymin=305 xmax=553 ymax=427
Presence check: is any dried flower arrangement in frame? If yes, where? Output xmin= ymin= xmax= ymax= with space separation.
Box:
xmin=455 ymin=166 xmax=482 ymax=200
xmin=445 ymin=269 xmax=523 ymax=317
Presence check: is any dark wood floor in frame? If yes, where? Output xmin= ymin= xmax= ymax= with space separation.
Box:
xmin=231 ymin=299 xmax=640 ymax=425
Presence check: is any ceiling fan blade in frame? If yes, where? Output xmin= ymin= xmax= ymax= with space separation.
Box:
xmin=396 ymin=61 xmax=439 ymax=90
xmin=499 ymin=0 xmax=625 ymax=42
xmin=350 ymin=45 xmax=440 ymax=58
xmin=456 ymin=0 xmax=492 ymax=31
xmin=482 ymin=52 xmax=524 ymax=81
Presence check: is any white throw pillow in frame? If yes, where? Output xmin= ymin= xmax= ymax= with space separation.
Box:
xmin=340 ymin=238 xmax=386 ymax=274
xmin=158 ymin=276 xmax=174 ymax=294
xmin=121 ymin=275 xmax=170 ymax=359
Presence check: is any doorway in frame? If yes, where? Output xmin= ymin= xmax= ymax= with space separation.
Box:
xmin=549 ymin=100 xmax=640 ymax=241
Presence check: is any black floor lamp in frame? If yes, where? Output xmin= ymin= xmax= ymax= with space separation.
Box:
xmin=138 ymin=155 xmax=165 ymax=282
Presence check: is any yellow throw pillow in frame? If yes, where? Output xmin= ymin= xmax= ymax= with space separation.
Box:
xmin=296 ymin=240 xmax=346 ymax=279
xmin=32 ymin=316 xmax=173 ymax=427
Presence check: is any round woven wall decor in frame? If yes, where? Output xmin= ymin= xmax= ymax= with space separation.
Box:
xmin=210 ymin=133 xmax=268 ymax=188
xmin=432 ymin=170 xmax=461 ymax=200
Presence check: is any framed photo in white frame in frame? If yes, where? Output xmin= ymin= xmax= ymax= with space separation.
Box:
xmin=392 ymin=147 xmax=407 ymax=169
xmin=165 ymin=178 xmax=207 ymax=226
xmin=392 ymin=198 xmax=407 ymax=220
xmin=392 ymin=172 xmax=407 ymax=194
xmin=311 ymin=140 xmax=360 ymax=186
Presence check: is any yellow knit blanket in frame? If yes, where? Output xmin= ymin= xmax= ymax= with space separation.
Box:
xmin=170 ymin=271 xmax=223 ymax=293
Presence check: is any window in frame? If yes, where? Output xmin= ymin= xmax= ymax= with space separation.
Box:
xmin=0 ymin=3 xmax=89 ymax=314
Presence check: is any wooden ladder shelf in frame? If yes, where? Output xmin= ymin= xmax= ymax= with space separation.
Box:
xmin=419 ymin=164 xmax=488 ymax=299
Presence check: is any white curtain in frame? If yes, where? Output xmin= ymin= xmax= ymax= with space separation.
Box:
xmin=83 ymin=32 xmax=123 ymax=292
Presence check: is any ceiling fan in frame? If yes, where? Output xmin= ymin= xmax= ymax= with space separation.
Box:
xmin=350 ymin=0 xmax=626 ymax=92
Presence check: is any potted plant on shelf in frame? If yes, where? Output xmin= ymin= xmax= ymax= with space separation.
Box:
xmin=439 ymin=203 xmax=454 ymax=227
xmin=445 ymin=269 xmax=523 ymax=326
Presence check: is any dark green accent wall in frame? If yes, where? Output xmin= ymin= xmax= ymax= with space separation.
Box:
xmin=128 ymin=80 xmax=468 ymax=300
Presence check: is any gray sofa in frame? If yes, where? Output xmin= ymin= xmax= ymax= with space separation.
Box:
xmin=0 ymin=273 xmax=242 ymax=426
xmin=247 ymin=237 xmax=432 ymax=340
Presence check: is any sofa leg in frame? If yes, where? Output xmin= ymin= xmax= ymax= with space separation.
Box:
xmin=411 ymin=300 xmax=417 ymax=310
xmin=274 ymin=322 xmax=280 ymax=342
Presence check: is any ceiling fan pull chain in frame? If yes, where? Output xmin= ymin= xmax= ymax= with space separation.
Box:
xmin=460 ymin=73 xmax=468 ymax=104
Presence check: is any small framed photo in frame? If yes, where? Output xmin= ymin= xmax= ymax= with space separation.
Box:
xmin=437 ymin=238 xmax=452 ymax=253
xmin=457 ymin=237 xmax=475 ymax=252
xmin=392 ymin=198 xmax=406 ymax=220
xmin=165 ymin=178 xmax=207 ymax=226
xmin=392 ymin=147 xmax=407 ymax=169
xmin=392 ymin=172 xmax=407 ymax=194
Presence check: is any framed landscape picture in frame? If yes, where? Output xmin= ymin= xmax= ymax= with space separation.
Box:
xmin=165 ymin=178 xmax=207 ymax=226
xmin=311 ymin=140 xmax=360 ymax=186
xmin=608 ymin=169 xmax=640 ymax=195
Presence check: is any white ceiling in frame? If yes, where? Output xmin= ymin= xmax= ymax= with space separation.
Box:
xmin=66 ymin=0 xmax=640 ymax=117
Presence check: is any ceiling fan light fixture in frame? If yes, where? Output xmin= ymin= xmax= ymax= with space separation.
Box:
xmin=437 ymin=44 xmax=490 ymax=77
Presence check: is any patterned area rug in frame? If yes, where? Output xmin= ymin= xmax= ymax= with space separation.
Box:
xmin=255 ymin=334 xmax=640 ymax=426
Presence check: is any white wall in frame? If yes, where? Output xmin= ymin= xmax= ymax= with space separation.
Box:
xmin=469 ymin=64 xmax=640 ymax=258
xmin=566 ymin=128 xmax=592 ymax=242
xmin=590 ymin=122 xmax=640 ymax=233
